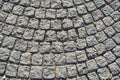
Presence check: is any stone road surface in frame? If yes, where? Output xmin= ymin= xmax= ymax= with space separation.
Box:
xmin=0 ymin=0 xmax=120 ymax=80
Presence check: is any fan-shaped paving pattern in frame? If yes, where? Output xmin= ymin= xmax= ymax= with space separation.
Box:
xmin=0 ymin=0 xmax=120 ymax=80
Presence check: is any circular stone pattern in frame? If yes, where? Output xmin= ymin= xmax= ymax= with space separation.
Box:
xmin=0 ymin=0 xmax=120 ymax=80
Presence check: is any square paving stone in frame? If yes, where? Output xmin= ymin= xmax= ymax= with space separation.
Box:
xmin=17 ymin=16 xmax=28 ymax=27
xmin=62 ymin=19 xmax=73 ymax=30
xmin=6 ymin=63 xmax=18 ymax=77
xmin=0 ymin=11 xmax=8 ymax=22
xmin=2 ymin=24 xmax=14 ymax=36
xmin=76 ymin=50 xmax=87 ymax=62
xmin=20 ymin=52 xmax=31 ymax=65
xmin=43 ymin=66 xmax=55 ymax=79
xmin=32 ymin=53 xmax=43 ymax=66
xmin=66 ymin=65 xmax=77 ymax=78
xmin=24 ymin=7 xmax=35 ymax=17
xmin=97 ymin=67 xmax=111 ymax=80
xmin=108 ymin=62 xmax=120 ymax=75
xmin=2 ymin=2 xmax=13 ymax=13
xmin=0 ymin=62 xmax=6 ymax=75
xmin=103 ymin=16 xmax=114 ymax=26
xmin=41 ymin=0 xmax=51 ymax=8
xmin=86 ymin=36 xmax=98 ymax=47
xmin=45 ymin=30 xmax=56 ymax=42
xmin=40 ymin=19 xmax=50 ymax=30
xmin=51 ymin=42 xmax=63 ymax=53
xmin=12 ymin=27 xmax=25 ymax=38
xmin=30 ymin=0 xmax=40 ymax=8
xmin=91 ymin=10 xmax=104 ymax=21
xmin=87 ymin=72 xmax=99 ymax=80
xmin=112 ymin=21 xmax=120 ymax=32
xmin=51 ymin=20 xmax=62 ymax=30
xmin=18 ymin=65 xmax=30 ymax=78
xmin=78 ymin=27 xmax=87 ymax=38
xmin=6 ymin=14 xmax=17 ymax=25
xmin=95 ymin=31 xmax=107 ymax=42
xmin=113 ymin=46 xmax=120 ymax=58
xmin=33 ymin=30 xmax=45 ymax=41
xmin=28 ymin=41 xmax=38 ymax=53
xmin=86 ymin=59 xmax=98 ymax=72
xmin=104 ymin=39 xmax=116 ymax=50
xmin=106 ymin=24 xmax=116 ymax=34
xmin=77 ymin=5 xmax=87 ymax=15
xmin=67 ymin=8 xmax=77 ymax=18
xmin=116 ymin=58 xmax=120 ymax=69
xmin=56 ymin=66 xmax=66 ymax=79
xmin=110 ymin=0 xmax=120 ymax=10
xmin=94 ymin=43 xmax=106 ymax=55
xmin=93 ymin=0 xmax=105 ymax=8
xmin=85 ymin=24 xmax=97 ymax=35
xmin=43 ymin=54 xmax=55 ymax=66
xmin=83 ymin=14 xmax=93 ymax=24
xmin=35 ymin=8 xmax=46 ymax=19
xmin=65 ymin=52 xmax=77 ymax=64
xmin=2 ymin=36 xmax=16 ymax=49
xmin=54 ymin=53 xmax=66 ymax=65
xmin=77 ymin=63 xmax=88 ymax=75
xmin=57 ymin=31 xmax=67 ymax=42
xmin=23 ymin=28 xmax=34 ymax=40
xmin=85 ymin=1 xmax=96 ymax=12
xmin=19 ymin=0 xmax=30 ymax=6
xmin=95 ymin=56 xmax=108 ymax=67
xmin=86 ymin=47 xmax=97 ymax=59
xmin=72 ymin=17 xmax=84 ymax=28
xmin=28 ymin=18 xmax=39 ymax=29
xmin=12 ymin=5 xmax=24 ymax=15
xmin=56 ymin=9 xmax=66 ymax=18
xmin=62 ymin=0 xmax=73 ymax=8
xmin=104 ymin=51 xmax=116 ymax=64
xmin=51 ymin=0 xmax=62 ymax=8
xmin=113 ymin=33 xmax=120 ymax=44
xmin=15 ymin=39 xmax=28 ymax=52
xmin=77 ymin=75 xmax=88 ymax=80
xmin=46 ymin=9 xmax=56 ymax=19
xmin=9 ymin=50 xmax=21 ymax=64
xmin=76 ymin=39 xmax=86 ymax=50
xmin=30 ymin=66 xmax=42 ymax=79
xmin=101 ymin=5 xmax=114 ymax=16
xmin=94 ymin=20 xmax=105 ymax=31
xmin=64 ymin=41 xmax=76 ymax=52
xmin=68 ymin=29 xmax=78 ymax=41
xmin=39 ymin=42 xmax=50 ymax=54
xmin=0 ymin=48 xmax=10 ymax=61
xmin=111 ymin=11 xmax=120 ymax=21
xmin=73 ymin=0 xmax=84 ymax=5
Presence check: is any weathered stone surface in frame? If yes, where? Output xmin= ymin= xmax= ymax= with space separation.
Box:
xmin=6 ymin=63 xmax=18 ymax=77
xmin=30 ymin=66 xmax=42 ymax=79
xmin=43 ymin=66 xmax=55 ymax=79
xmin=0 ymin=48 xmax=10 ymax=61
xmin=18 ymin=65 xmax=30 ymax=78
xmin=0 ymin=0 xmax=120 ymax=79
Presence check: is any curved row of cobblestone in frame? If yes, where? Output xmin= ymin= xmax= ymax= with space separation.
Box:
xmin=0 ymin=0 xmax=120 ymax=80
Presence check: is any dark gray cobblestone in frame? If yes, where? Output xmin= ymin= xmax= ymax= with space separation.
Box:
xmin=0 ymin=0 xmax=120 ymax=80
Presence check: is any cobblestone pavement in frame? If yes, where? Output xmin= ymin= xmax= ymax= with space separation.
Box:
xmin=0 ymin=0 xmax=120 ymax=80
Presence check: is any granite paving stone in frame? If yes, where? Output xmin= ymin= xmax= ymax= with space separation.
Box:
xmin=0 ymin=0 xmax=119 ymax=79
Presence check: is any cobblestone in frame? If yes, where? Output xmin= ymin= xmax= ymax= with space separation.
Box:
xmin=0 ymin=0 xmax=120 ymax=79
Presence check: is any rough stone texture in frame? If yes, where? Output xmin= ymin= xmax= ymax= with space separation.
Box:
xmin=30 ymin=66 xmax=42 ymax=79
xmin=0 ymin=0 xmax=120 ymax=79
